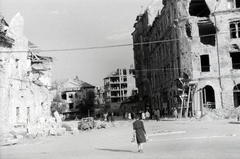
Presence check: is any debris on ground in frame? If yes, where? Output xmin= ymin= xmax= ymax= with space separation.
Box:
xmin=198 ymin=106 xmax=240 ymax=121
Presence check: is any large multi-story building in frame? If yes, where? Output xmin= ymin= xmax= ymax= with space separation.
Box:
xmin=103 ymin=67 xmax=137 ymax=109
xmin=132 ymin=0 xmax=240 ymax=117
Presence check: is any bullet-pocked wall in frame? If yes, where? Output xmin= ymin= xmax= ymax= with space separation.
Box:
xmin=133 ymin=0 xmax=240 ymax=117
xmin=177 ymin=0 xmax=240 ymax=113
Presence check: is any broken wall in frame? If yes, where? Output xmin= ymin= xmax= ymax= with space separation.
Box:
xmin=0 ymin=13 xmax=52 ymax=133
xmin=177 ymin=0 xmax=240 ymax=112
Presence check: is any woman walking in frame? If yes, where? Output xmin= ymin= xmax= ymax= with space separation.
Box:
xmin=133 ymin=115 xmax=146 ymax=153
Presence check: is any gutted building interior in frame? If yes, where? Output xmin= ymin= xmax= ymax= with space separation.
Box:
xmin=198 ymin=21 xmax=216 ymax=46
xmin=132 ymin=0 xmax=240 ymax=118
xmin=189 ymin=0 xmax=210 ymax=17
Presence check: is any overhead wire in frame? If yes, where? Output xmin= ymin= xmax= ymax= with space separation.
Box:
xmin=0 ymin=27 xmax=239 ymax=53
xmin=1 ymin=25 xmax=240 ymax=78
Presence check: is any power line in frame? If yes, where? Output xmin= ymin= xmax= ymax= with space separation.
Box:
xmin=0 ymin=28 xmax=239 ymax=53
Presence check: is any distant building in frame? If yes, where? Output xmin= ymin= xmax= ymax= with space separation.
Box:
xmin=103 ymin=66 xmax=137 ymax=109
xmin=52 ymin=76 xmax=95 ymax=112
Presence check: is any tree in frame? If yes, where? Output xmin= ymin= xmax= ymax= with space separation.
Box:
xmin=77 ymin=90 xmax=96 ymax=117
xmin=51 ymin=95 xmax=68 ymax=114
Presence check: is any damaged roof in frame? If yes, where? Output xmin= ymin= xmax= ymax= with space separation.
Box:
xmin=0 ymin=13 xmax=15 ymax=47
xmin=52 ymin=77 xmax=95 ymax=90
xmin=29 ymin=51 xmax=53 ymax=63
xmin=146 ymin=0 xmax=163 ymax=26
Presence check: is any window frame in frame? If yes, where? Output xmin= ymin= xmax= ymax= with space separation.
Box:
xmin=200 ymin=55 xmax=210 ymax=72
xmin=230 ymin=21 xmax=240 ymax=39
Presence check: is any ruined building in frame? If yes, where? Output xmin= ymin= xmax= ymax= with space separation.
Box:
xmin=0 ymin=13 xmax=53 ymax=132
xmin=132 ymin=0 xmax=240 ymax=117
xmin=103 ymin=66 xmax=137 ymax=109
xmin=51 ymin=76 xmax=96 ymax=113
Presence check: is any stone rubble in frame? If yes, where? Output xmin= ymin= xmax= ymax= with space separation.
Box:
xmin=196 ymin=107 xmax=240 ymax=121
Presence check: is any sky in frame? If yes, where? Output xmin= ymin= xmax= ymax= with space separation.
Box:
xmin=1 ymin=0 xmax=156 ymax=86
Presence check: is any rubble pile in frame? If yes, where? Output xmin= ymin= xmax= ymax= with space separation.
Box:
xmin=27 ymin=117 xmax=66 ymax=138
xmin=92 ymin=120 xmax=121 ymax=129
xmin=199 ymin=107 xmax=240 ymax=121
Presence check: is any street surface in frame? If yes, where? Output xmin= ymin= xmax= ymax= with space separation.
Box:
xmin=0 ymin=118 xmax=240 ymax=159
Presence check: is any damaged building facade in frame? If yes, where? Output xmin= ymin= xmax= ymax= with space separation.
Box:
xmin=103 ymin=66 xmax=137 ymax=109
xmin=132 ymin=0 xmax=240 ymax=116
xmin=51 ymin=76 xmax=96 ymax=113
xmin=0 ymin=13 xmax=53 ymax=132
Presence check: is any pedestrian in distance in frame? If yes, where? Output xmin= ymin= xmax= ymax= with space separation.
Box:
xmin=133 ymin=115 xmax=147 ymax=153
xmin=156 ymin=109 xmax=160 ymax=121
xmin=141 ymin=111 xmax=146 ymax=121
xmin=128 ymin=112 xmax=132 ymax=120
xmin=125 ymin=112 xmax=128 ymax=120
xmin=173 ymin=107 xmax=177 ymax=120
xmin=154 ymin=109 xmax=157 ymax=120
xmin=145 ymin=110 xmax=150 ymax=121
xmin=110 ymin=112 xmax=115 ymax=122
xmin=103 ymin=112 xmax=108 ymax=122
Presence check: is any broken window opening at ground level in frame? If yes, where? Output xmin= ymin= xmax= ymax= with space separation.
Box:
xmin=230 ymin=52 xmax=240 ymax=69
xmin=198 ymin=21 xmax=216 ymax=46
xmin=230 ymin=21 xmax=240 ymax=39
xmin=200 ymin=55 xmax=210 ymax=72
xmin=233 ymin=84 xmax=240 ymax=107
xmin=202 ymin=85 xmax=215 ymax=109
xmin=189 ymin=0 xmax=210 ymax=17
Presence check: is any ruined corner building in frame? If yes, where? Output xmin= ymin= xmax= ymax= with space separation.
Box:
xmin=0 ymin=13 xmax=53 ymax=133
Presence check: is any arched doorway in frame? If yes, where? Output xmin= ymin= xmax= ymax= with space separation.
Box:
xmin=233 ymin=84 xmax=240 ymax=107
xmin=202 ymin=85 xmax=215 ymax=109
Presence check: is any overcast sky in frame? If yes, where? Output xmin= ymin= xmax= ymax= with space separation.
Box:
xmin=1 ymin=0 xmax=156 ymax=86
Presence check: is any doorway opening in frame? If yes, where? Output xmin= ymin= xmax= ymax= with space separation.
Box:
xmin=233 ymin=84 xmax=240 ymax=107
xmin=202 ymin=85 xmax=215 ymax=109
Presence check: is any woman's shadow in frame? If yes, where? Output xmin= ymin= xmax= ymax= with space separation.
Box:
xmin=96 ymin=148 xmax=136 ymax=153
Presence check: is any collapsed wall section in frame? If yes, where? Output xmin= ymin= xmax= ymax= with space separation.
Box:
xmin=177 ymin=0 xmax=240 ymax=112
xmin=0 ymin=13 xmax=53 ymax=134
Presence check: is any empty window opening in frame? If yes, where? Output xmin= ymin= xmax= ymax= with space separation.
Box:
xmin=228 ymin=0 xmax=240 ymax=8
xmin=186 ymin=22 xmax=192 ymax=38
xmin=231 ymin=44 xmax=240 ymax=50
xmin=69 ymin=103 xmax=73 ymax=110
xmin=123 ymin=69 xmax=127 ymax=75
xmin=189 ymin=0 xmax=210 ymax=17
xmin=230 ymin=52 xmax=240 ymax=69
xmin=62 ymin=93 xmax=66 ymax=100
xmin=16 ymin=107 xmax=20 ymax=122
xmin=200 ymin=55 xmax=210 ymax=72
xmin=230 ymin=21 xmax=240 ymax=39
xmin=236 ymin=0 xmax=240 ymax=8
xmin=27 ymin=107 xmax=30 ymax=122
xmin=198 ymin=22 xmax=216 ymax=46
xmin=15 ymin=59 xmax=19 ymax=68
xmin=228 ymin=0 xmax=234 ymax=9
xmin=202 ymin=85 xmax=215 ymax=109
xmin=233 ymin=84 xmax=240 ymax=107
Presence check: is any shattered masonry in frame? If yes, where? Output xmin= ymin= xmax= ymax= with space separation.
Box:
xmin=132 ymin=0 xmax=240 ymax=117
xmin=0 ymin=13 xmax=53 ymax=133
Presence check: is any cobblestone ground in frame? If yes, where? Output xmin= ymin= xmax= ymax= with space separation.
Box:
xmin=0 ymin=117 xmax=240 ymax=159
